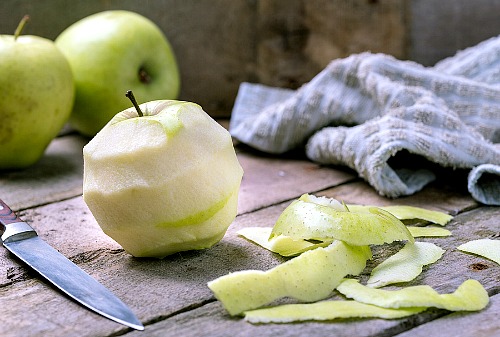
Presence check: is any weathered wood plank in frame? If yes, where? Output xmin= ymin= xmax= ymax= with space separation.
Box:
xmin=0 ymin=196 xmax=284 ymax=337
xmin=237 ymin=150 xmax=356 ymax=214
xmin=0 ymin=135 xmax=87 ymax=210
xmin=0 ymin=132 xmax=497 ymax=337
xmin=121 ymin=294 xmax=500 ymax=337
xmin=0 ymin=184 xmax=497 ymax=337
xmin=122 ymin=300 xmax=431 ymax=337
xmin=0 ymin=279 xmax=124 ymax=337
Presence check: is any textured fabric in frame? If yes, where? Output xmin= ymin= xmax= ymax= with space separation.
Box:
xmin=230 ymin=36 xmax=500 ymax=205
xmin=434 ymin=35 xmax=500 ymax=86
xmin=306 ymin=111 xmax=500 ymax=199
xmin=468 ymin=164 xmax=500 ymax=205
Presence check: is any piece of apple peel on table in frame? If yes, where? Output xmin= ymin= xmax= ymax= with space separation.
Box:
xmin=244 ymin=279 xmax=488 ymax=324
xmin=208 ymin=241 xmax=371 ymax=316
xmin=270 ymin=194 xmax=414 ymax=245
xmin=337 ymin=278 xmax=489 ymax=312
xmin=83 ymin=100 xmax=243 ymax=258
xmin=366 ymin=241 xmax=445 ymax=288
xmin=208 ymin=193 xmax=474 ymax=322
xmin=457 ymin=238 xmax=500 ymax=265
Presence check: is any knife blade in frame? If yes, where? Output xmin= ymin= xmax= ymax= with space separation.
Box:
xmin=0 ymin=199 xmax=144 ymax=331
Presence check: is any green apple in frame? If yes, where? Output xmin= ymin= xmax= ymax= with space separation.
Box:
xmin=0 ymin=15 xmax=74 ymax=169
xmin=55 ymin=10 xmax=180 ymax=136
xmin=83 ymin=97 xmax=243 ymax=258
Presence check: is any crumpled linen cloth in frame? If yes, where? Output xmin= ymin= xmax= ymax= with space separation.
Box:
xmin=229 ymin=35 xmax=500 ymax=205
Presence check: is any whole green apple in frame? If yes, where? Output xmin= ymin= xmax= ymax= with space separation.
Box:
xmin=55 ymin=10 xmax=180 ymax=136
xmin=83 ymin=97 xmax=243 ymax=258
xmin=0 ymin=16 xmax=74 ymax=170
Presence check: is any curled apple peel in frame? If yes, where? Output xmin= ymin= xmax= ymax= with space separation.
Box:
xmin=407 ymin=226 xmax=451 ymax=237
xmin=337 ymin=278 xmax=489 ymax=311
xmin=242 ymin=279 xmax=488 ymax=324
xmin=270 ymin=194 xmax=414 ymax=245
xmin=208 ymin=241 xmax=371 ymax=316
xmin=237 ymin=227 xmax=332 ymax=257
xmin=244 ymin=300 xmax=425 ymax=323
xmin=83 ymin=100 xmax=243 ymax=258
xmin=367 ymin=241 xmax=445 ymax=288
xmin=347 ymin=204 xmax=453 ymax=226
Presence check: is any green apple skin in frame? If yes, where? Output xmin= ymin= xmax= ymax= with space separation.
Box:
xmin=55 ymin=10 xmax=180 ymax=136
xmin=83 ymin=101 xmax=243 ymax=258
xmin=0 ymin=35 xmax=74 ymax=169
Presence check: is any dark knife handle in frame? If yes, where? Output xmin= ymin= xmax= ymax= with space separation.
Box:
xmin=0 ymin=199 xmax=24 ymax=234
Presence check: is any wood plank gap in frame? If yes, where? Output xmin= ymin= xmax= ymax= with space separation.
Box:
xmin=16 ymin=194 xmax=83 ymax=213
xmin=136 ymin=298 xmax=217 ymax=333
xmin=237 ymin=177 xmax=362 ymax=216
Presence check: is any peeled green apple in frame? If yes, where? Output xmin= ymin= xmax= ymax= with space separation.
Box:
xmin=0 ymin=16 xmax=74 ymax=169
xmin=55 ymin=10 xmax=180 ymax=136
xmin=83 ymin=99 xmax=243 ymax=258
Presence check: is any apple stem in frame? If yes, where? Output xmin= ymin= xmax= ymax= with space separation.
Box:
xmin=125 ymin=90 xmax=144 ymax=117
xmin=14 ymin=15 xmax=30 ymax=41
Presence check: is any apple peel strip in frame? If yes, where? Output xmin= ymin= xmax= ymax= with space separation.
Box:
xmin=407 ymin=226 xmax=452 ymax=238
xmin=347 ymin=205 xmax=453 ymax=226
xmin=244 ymin=300 xmax=425 ymax=324
xmin=270 ymin=194 xmax=414 ymax=246
xmin=208 ymin=241 xmax=371 ymax=316
xmin=457 ymin=238 xmax=500 ymax=265
xmin=237 ymin=227 xmax=332 ymax=256
xmin=337 ymin=278 xmax=489 ymax=311
xmin=367 ymin=241 xmax=445 ymax=288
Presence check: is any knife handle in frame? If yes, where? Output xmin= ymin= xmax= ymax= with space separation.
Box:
xmin=0 ymin=199 xmax=24 ymax=232
xmin=0 ymin=199 xmax=37 ymax=243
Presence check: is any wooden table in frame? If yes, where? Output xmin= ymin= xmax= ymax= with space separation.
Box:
xmin=1 ymin=125 xmax=499 ymax=337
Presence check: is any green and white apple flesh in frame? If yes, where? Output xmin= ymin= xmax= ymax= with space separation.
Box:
xmin=83 ymin=100 xmax=243 ymax=258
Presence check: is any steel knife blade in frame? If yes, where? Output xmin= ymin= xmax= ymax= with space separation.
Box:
xmin=0 ymin=198 xmax=144 ymax=331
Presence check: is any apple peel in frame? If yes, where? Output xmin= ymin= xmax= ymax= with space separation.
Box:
xmin=457 ymin=239 xmax=500 ymax=265
xmin=377 ymin=205 xmax=452 ymax=226
xmin=237 ymin=227 xmax=332 ymax=256
xmin=207 ymin=241 xmax=371 ymax=316
xmin=270 ymin=194 xmax=414 ymax=246
xmin=243 ymin=300 xmax=425 ymax=324
xmin=337 ymin=278 xmax=489 ymax=311
xmin=407 ymin=226 xmax=452 ymax=237
xmin=347 ymin=205 xmax=452 ymax=226
xmin=367 ymin=242 xmax=445 ymax=288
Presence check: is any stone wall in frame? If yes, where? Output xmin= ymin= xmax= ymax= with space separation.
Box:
xmin=1 ymin=0 xmax=498 ymax=117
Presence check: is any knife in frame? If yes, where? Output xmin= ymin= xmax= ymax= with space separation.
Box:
xmin=0 ymin=199 xmax=144 ymax=331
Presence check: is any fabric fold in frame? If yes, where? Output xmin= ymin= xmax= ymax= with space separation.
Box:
xmin=468 ymin=164 xmax=500 ymax=206
xmin=229 ymin=35 xmax=500 ymax=205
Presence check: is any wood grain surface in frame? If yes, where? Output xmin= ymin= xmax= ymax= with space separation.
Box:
xmin=0 ymin=129 xmax=498 ymax=337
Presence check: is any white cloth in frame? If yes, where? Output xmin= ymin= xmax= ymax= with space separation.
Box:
xmin=230 ymin=36 xmax=500 ymax=205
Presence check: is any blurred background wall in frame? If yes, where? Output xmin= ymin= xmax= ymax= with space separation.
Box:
xmin=1 ymin=0 xmax=499 ymax=117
